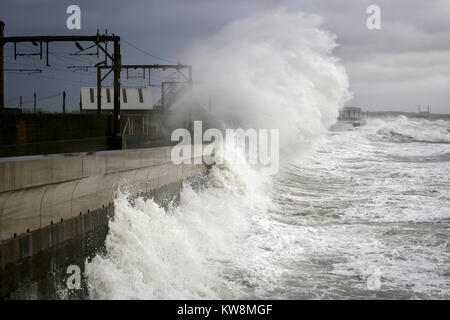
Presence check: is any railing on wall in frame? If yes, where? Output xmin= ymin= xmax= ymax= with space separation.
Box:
xmin=0 ymin=111 xmax=180 ymax=157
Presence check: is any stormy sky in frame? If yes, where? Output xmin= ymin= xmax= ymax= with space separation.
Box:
xmin=1 ymin=0 xmax=449 ymax=113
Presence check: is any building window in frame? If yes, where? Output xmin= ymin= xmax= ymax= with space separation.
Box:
xmin=122 ymin=88 xmax=127 ymax=103
xmin=138 ymin=88 xmax=144 ymax=103
xmin=89 ymin=88 xmax=95 ymax=103
xmin=106 ymin=88 xmax=111 ymax=103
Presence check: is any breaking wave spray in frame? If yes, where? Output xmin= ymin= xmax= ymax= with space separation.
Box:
xmin=84 ymin=9 xmax=350 ymax=299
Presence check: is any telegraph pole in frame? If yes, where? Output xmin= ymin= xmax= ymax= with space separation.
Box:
xmin=188 ymin=66 xmax=192 ymax=88
xmin=62 ymin=91 xmax=66 ymax=113
xmin=187 ymin=66 xmax=193 ymax=133
xmin=33 ymin=92 xmax=36 ymax=113
xmin=161 ymin=82 xmax=165 ymax=112
xmin=0 ymin=21 xmax=5 ymax=112
xmin=113 ymin=37 xmax=121 ymax=137
xmin=97 ymin=66 xmax=101 ymax=114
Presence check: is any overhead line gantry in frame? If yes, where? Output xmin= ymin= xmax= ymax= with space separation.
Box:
xmin=0 ymin=21 xmax=122 ymax=137
xmin=67 ymin=64 xmax=192 ymax=113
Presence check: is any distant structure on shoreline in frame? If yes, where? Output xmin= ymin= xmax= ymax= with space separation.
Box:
xmin=366 ymin=110 xmax=450 ymax=120
xmin=340 ymin=105 xmax=450 ymax=120
xmin=418 ymin=105 xmax=430 ymax=115
xmin=339 ymin=107 xmax=362 ymax=120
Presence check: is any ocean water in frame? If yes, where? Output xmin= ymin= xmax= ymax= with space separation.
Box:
xmin=78 ymin=9 xmax=449 ymax=300
xmin=84 ymin=116 xmax=450 ymax=300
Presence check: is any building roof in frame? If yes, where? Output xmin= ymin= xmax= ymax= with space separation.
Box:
xmin=80 ymin=86 xmax=153 ymax=110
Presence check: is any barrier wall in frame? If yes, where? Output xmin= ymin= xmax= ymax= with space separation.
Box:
xmin=0 ymin=113 xmax=115 ymax=157
xmin=0 ymin=146 xmax=208 ymax=299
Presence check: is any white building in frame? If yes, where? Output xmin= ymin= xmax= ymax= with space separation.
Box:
xmin=80 ymin=86 xmax=153 ymax=111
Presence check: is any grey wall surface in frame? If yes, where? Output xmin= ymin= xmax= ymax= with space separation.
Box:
xmin=0 ymin=146 xmax=209 ymax=299
xmin=0 ymin=146 xmax=206 ymax=240
xmin=0 ymin=178 xmax=206 ymax=299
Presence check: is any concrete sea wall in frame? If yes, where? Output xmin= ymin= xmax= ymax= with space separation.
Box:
xmin=0 ymin=146 xmax=208 ymax=299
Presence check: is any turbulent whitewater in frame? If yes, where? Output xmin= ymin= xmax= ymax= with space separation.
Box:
xmin=85 ymin=116 xmax=450 ymax=299
xmin=84 ymin=10 xmax=449 ymax=299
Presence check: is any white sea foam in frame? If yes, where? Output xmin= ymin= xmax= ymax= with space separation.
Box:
xmin=84 ymin=9 xmax=354 ymax=299
xmin=85 ymin=150 xmax=273 ymax=299
xmin=85 ymin=117 xmax=450 ymax=299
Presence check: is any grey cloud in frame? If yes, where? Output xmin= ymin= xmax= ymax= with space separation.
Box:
xmin=0 ymin=0 xmax=449 ymax=113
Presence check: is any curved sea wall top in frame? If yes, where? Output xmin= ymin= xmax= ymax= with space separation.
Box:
xmin=0 ymin=147 xmax=206 ymax=241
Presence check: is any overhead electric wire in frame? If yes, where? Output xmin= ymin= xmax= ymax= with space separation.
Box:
xmin=122 ymin=39 xmax=175 ymax=64
xmin=9 ymin=71 xmax=96 ymax=85
xmin=4 ymin=38 xmax=183 ymax=111
xmin=18 ymin=91 xmax=64 ymax=106
xmin=19 ymin=43 xmax=101 ymax=68
xmin=5 ymin=95 xmax=22 ymax=104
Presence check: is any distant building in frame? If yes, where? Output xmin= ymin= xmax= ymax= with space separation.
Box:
xmin=80 ymin=86 xmax=153 ymax=113
xmin=339 ymin=107 xmax=361 ymax=120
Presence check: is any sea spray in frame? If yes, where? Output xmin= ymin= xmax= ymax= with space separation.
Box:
xmin=85 ymin=9 xmax=350 ymax=299
xmin=174 ymin=8 xmax=350 ymax=162
xmin=85 ymin=150 xmax=272 ymax=299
